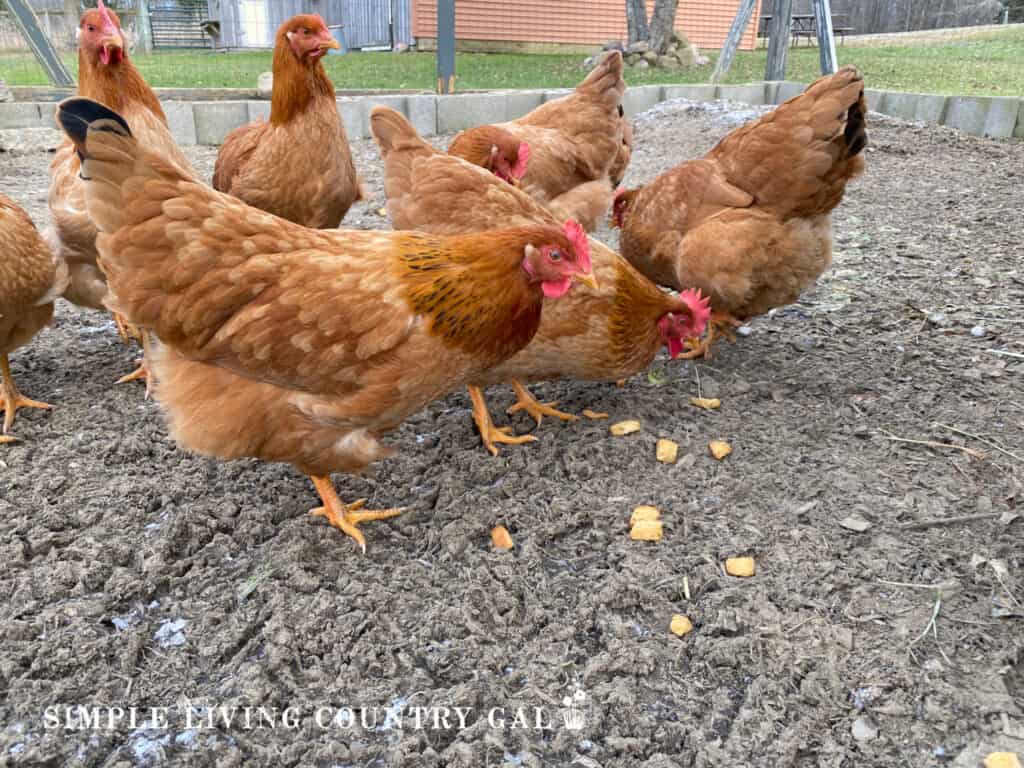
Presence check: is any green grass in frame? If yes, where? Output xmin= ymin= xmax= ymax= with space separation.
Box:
xmin=2 ymin=26 xmax=1022 ymax=96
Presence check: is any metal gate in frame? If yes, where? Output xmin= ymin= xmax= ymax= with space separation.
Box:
xmin=151 ymin=0 xmax=210 ymax=49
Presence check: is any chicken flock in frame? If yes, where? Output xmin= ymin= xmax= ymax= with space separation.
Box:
xmin=1 ymin=4 xmax=867 ymax=550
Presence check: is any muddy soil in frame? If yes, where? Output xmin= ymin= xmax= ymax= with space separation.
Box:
xmin=1 ymin=101 xmax=1022 ymax=768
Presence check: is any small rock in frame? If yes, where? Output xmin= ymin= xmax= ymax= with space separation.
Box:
xmin=602 ymin=39 xmax=625 ymax=51
xmin=737 ymin=325 xmax=753 ymax=336
xmin=635 ymin=59 xmax=650 ymax=70
xmin=626 ymin=40 xmax=650 ymax=54
xmin=642 ymin=50 xmax=658 ymax=64
xmin=840 ymin=515 xmax=873 ymax=533
xmin=257 ymin=71 xmax=273 ymax=99
xmin=656 ymin=55 xmax=681 ymax=69
xmin=851 ymin=715 xmax=878 ymax=742
xmin=581 ymin=56 xmax=598 ymax=71
xmin=154 ymin=618 xmax=187 ymax=648
xmin=927 ymin=312 xmax=948 ymax=326
xmin=971 ymin=325 xmax=986 ymax=337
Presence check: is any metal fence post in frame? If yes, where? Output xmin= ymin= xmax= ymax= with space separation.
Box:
xmin=6 ymin=0 xmax=74 ymax=86
xmin=813 ymin=0 xmax=838 ymax=74
xmin=136 ymin=0 xmax=154 ymax=54
xmin=764 ymin=0 xmax=793 ymax=81
xmin=436 ymin=0 xmax=455 ymax=94
xmin=710 ymin=0 xmax=758 ymax=84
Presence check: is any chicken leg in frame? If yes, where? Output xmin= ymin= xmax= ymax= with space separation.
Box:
xmin=113 ymin=312 xmax=142 ymax=346
xmin=677 ymin=312 xmax=743 ymax=360
xmin=1 ymin=354 xmax=53 ymax=434
xmin=116 ymin=328 xmax=155 ymax=397
xmin=506 ymin=379 xmax=578 ymax=426
xmin=468 ymin=385 xmax=537 ymax=456
xmin=308 ymin=475 xmax=403 ymax=553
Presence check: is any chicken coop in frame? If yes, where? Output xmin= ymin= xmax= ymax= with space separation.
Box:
xmin=203 ymin=0 xmax=412 ymax=50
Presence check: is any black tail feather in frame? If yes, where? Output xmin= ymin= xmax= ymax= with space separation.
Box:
xmin=56 ymin=97 xmax=133 ymax=161
xmin=844 ymin=91 xmax=867 ymax=158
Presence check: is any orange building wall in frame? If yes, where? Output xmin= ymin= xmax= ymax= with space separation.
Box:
xmin=411 ymin=1 xmax=762 ymax=52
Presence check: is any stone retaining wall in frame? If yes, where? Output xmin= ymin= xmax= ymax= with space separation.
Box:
xmin=2 ymin=81 xmax=1020 ymax=146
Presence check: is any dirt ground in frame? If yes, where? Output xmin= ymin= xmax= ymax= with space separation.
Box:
xmin=1 ymin=101 xmax=1022 ymax=768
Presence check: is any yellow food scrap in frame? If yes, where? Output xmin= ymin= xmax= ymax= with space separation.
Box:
xmin=690 ymin=397 xmax=721 ymax=410
xmin=630 ymin=505 xmax=660 ymax=525
xmin=629 ymin=519 xmax=663 ymax=542
xmin=725 ymin=557 xmax=755 ymax=577
xmin=582 ymin=409 xmax=609 ymax=420
xmin=376 ymin=207 xmax=388 ymax=217
xmin=490 ymin=525 xmax=513 ymax=550
xmin=610 ymin=419 xmax=641 ymax=436
xmin=670 ymin=614 xmax=693 ymax=637
xmin=984 ymin=753 xmax=1022 ymax=768
xmin=656 ymin=439 xmax=678 ymax=464
xmin=709 ymin=440 xmax=732 ymax=460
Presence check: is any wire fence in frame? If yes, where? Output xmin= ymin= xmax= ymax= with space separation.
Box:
xmin=0 ymin=0 xmax=416 ymax=89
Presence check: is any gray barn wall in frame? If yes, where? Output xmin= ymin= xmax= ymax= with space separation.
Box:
xmin=206 ymin=0 xmax=407 ymax=50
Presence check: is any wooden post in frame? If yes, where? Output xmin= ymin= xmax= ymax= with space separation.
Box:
xmin=6 ymin=0 xmax=74 ymax=86
xmin=764 ymin=0 xmax=793 ymax=81
xmin=710 ymin=0 xmax=758 ymax=84
xmin=813 ymin=0 xmax=838 ymax=74
xmin=136 ymin=0 xmax=154 ymax=54
xmin=436 ymin=0 xmax=455 ymax=94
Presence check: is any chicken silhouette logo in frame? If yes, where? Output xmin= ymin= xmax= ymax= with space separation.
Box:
xmin=560 ymin=689 xmax=588 ymax=731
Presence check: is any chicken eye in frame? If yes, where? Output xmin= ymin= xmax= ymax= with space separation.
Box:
xmin=549 ymin=250 xmax=562 ymax=261
xmin=87 ymin=25 xmax=95 ymax=32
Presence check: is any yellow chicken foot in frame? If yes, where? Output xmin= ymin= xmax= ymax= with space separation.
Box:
xmin=468 ymin=385 xmax=537 ymax=456
xmin=1 ymin=354 xmax=53 ymax=434
xmin=0 ymin=435 xmax=18 ymax=444
xmin=308 ymin=475 xmax=403 ymax=553
xmin=506 ymin=379 xmax=578 ymax=426
xmin=116 ymin=329 xmax=155 ymax=398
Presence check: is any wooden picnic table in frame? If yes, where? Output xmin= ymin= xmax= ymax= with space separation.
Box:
xmin=759 ymin=13 xmax=853 ymax=46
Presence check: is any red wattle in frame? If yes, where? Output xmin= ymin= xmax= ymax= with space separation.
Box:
xmin=541 ymin=278 xmax=572 ymax=299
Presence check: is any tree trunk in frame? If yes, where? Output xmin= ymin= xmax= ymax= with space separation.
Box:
xmin=625 ymin=0 xmax=649 ymax=45
xmin=648 ymin=0 xmax=680 ymax=53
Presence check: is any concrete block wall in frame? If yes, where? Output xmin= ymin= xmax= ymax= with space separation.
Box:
xmin=2 ymin=81 xmax=1021 ymax=147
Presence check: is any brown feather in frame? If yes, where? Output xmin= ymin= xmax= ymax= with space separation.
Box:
xmin=618 ymin=65 xmax=867 ymax=321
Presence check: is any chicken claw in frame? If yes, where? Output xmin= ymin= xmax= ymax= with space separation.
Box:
xmin=506 ymin=379 xmax=578 ymax=426
xmin=308 ymin=475 xmax=403 ymax=553
xmin=468 ymin=385 xmax=537 ymax=456
xmin=1 ymin=355 xmax=53 ymax=434
xmin=115 ymin=329 xmax=155 ymax=398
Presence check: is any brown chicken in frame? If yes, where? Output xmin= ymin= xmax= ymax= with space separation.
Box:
xmin=48 ymin=0 xmax=193 ymax=388
xmin=0 ymin=195 xmax=68 ymax=441
xmin=213 ymin=14 xmax=361 ymax=228
xmin=58 ymin=97 xmax=596 ymax=549
xmin=613 ymin=66 xmax=867 ymax=358
xmin=371 ymin=106 xmax=710 ymax=455
xmin=608 ymin=106 xmax=634 ymax=188
xmin=446 ymin=51 xmax=626 ymax=232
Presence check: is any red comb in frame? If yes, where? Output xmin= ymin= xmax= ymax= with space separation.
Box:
xmin=562 ymin=219 xmax=591 ymax=273
xmin=512 ymin=142 xmax=530 ymax=179
xmin=97 ymin=0 xmax=118 ymax=32
xmin=679 ymin=288 xmax=712 ymax=335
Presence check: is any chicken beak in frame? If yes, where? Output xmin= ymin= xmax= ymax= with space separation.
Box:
xmin=101 ymin=34 xmax=123 ymax=51
xmin=320 ymin=37 xmax=341 ymax=51
xmin=574 ymin=271 xmax=599 ymax=291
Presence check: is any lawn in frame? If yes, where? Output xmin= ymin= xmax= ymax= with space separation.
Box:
xmin=2 ymin=26 xmax=1022 ymax=96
